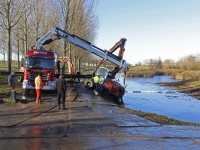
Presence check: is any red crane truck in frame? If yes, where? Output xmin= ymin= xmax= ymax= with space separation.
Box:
xmin=19 ymin=49 xmax=59 ymax=93
xmin=20 ymin=27 xmax=127 ymax=104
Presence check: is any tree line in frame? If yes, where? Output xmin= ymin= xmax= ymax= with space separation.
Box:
xmin=0 ymin=0 xmax=99 ymax=73
xmin=137 ymin=54 xmax=200 ymax=70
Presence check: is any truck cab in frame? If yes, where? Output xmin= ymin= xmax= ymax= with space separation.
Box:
xmin=20 ymin=49 xmax=58 ymax=91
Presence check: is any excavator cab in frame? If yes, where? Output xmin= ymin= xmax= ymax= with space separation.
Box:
xmin=96 ymin=67 xmax=125 ymax=105
xmin=96 ymin=67 xmax=109 ymax=83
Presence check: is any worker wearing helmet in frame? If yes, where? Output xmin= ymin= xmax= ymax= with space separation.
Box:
xmin=92 ymin=74 xmax=101 ymax=96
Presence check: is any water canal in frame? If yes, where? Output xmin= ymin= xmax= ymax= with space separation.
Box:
xmin=116 ymin=74 xmax=200 ymax=124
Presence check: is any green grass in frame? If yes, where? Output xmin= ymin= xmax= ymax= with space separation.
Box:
xmin=0 ymin=63 xmax=19 ymax=70
xmin=189 ymin=80 xmax=200 ymax=86
xmin=129 ymin=65 xmax=149 ymax=70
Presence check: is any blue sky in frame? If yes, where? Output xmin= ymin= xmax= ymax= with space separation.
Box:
xmin=96 ymin=0 xmax=200 ymax=65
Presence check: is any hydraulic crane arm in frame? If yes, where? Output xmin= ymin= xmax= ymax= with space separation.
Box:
xmin=36 ymin=27 xmax=127 ymax=69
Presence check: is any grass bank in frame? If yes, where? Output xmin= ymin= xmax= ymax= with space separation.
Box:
xmin=126 ymin=69 xmax=163 ymax=77
xmin=126 ymin=68 xmax=200 ymax=81
xmin=120 ymin=106 xmax=200 ymax=126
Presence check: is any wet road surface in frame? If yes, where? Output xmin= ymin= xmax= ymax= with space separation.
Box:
xmin=0 ymin=84 xmax=200 ymax=150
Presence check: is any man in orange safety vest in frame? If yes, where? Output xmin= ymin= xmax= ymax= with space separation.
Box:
xmin=35 ymin=72 xmax=43 ymax=104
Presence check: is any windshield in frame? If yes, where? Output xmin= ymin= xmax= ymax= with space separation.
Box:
xmin=25 ymin=58 xmax=54 ymax=69
xmin=97 ymin=67 xmax=109 ymax=82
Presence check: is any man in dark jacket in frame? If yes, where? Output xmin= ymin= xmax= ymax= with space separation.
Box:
xmin=7 ymin=72 xmax=15 ymax=96
xmin=56 ymin=74 xmax=67 ymax=110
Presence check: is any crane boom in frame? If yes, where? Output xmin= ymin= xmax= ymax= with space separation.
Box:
xmin=36 ymin=27 xmax=126 ymax=69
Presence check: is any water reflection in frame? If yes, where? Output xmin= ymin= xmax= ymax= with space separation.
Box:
xmin=117 ymin=74 xmax=200 ymax=123
xmin=30 ymin=107 xmax=42 ymax=150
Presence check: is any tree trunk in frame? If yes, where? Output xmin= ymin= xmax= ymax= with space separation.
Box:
xmin=4 ymin=54 xmax=5 ymax=65
xmin=7 ymin=28 xmax=11 ymax=72
xmin=17 ymin=39 xmax=20 ymax=68
xmin=23 ymin=15 xmax=28 ymax=55
xmin=73 ymin=56 xmax=76 ymax=73
xmin=78 ymin=58 xmax=81 ymax=73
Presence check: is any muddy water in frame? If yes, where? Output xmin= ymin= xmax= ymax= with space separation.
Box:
xmin=117 ymin=74 xmax=200 ymax=123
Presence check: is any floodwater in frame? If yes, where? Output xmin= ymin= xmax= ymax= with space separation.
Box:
xmin=116 ymin=74 xmax=200 ymax=124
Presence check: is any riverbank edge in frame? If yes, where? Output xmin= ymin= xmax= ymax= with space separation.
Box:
xmin=120 ymin=106 xmax=200 ymax=126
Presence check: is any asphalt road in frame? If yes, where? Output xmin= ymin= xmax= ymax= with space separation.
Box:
xmin=0 ymin=84 xmax=200 ymax=150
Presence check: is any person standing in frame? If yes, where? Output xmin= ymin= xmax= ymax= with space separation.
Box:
xmin=92 ymin=74 xmax=101 ymax=96
xmin=56 ymin=74 xmax=67 ymax=110
xmin=7 ymin=72 xmax=15 ymax=96
xmin=57 ymin=60 xmax=61 ymax=73
xmin=35 ymin=73 xmax=43 ymax=104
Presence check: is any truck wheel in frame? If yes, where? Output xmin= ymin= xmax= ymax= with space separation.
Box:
xmin=84 ymin=79 xmax=93 ymax=89
xmin=18 ymin=76 xmax=23 ymax=82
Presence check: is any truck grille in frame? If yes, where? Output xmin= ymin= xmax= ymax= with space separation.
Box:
xmin=28 ymin=73 xmax=49 ymax=86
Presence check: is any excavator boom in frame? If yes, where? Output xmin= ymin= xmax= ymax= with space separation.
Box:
xmin=93 ymin=38 xmax=126 ymax=74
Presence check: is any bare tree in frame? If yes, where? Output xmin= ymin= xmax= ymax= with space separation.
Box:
xmin=157 ymin=57 xmax=162 ymax=69
xmin=195 ymin=53 xmax=200 ymax=70
xmin=143 ymin=59 xmax=149 ymax=66
xmin=177 ymin=57 xmax=186 ymax=70
xmin=0 ymin=0 xmax=24 ymax=72
xmin=12 ymin=23 xmax=24 ymax=67
xmin=51 ymin=0 xmax=99 ymax=73
xmin=0 ymin=28 xmax=7 ymax=64
xmin=0 ymin=47 xmax=6 ymax=64
xmin=163 ymin=59 xmax=175 ymax=69
xmin=177 ymin=55 xmax=197 ymax=70
xmin=29 ymin=0 xmax=46 ymax=39
xmin=149 ymin=58 xmax=162 ymax=69
xmin=185 ymin=55 xmax=196 ymax=70
xmin=69 ymin=0 xmax=99 ymax=71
